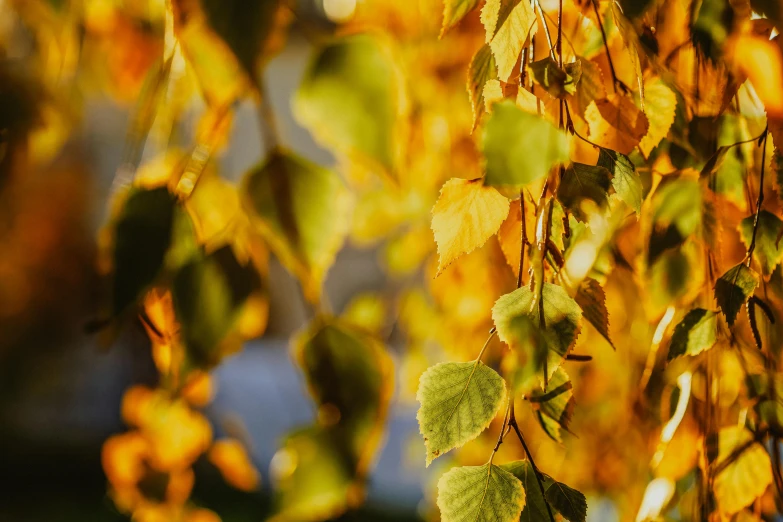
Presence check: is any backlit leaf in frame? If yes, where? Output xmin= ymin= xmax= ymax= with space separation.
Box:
xmin=501 ymin=461 xmax=549 ymax=522
xmin=493 ymin=284 xmax=582 ymax=381
xmin=173 ymin=246 xmax=262 ymax=368
xmin=544 ymin=478 xmax=588 ymax=522
xmin=586 ymin=95 xmax=649 ymax=154
xmin=575 ymin=278 xmax=614 ymax=348
xmin=557 ymin=163 xmax=611 ymax=221
xmin=432 ymin=178 xmax=510 ymax=274
xmin=243 ymin=149 xmax=352 ymax=303
xmin=416 ymin=361 xmax=506 ymax=465
xmin=497 ymin=196 xmax=535 ymax=278
xmin=483 ymin=0 xmax=537 ymax=81
xmin=111 ymin=187 xmax=175 ymax=315
xmin=740 ymin=210 xmax=783 ymax=276
xmin=208 ymin=438 xmax=260 ymax=492
xmin=442 ymin=0 xmax=481 ymax=36
xmin=713 ymin=426 xmax=773 ymax=515
xmin=294 ymin=35 xmax=401 ymax=176
xmin=529 ymin=57 xmax=580 ymax=99
xmin=467 ymin=44 xmax=497 ymax=129
xmin=269 ymin=425 xmax=359 ymax=522
xmin=482 ymin=101 xmax=569 ymax=191
xmin=714 ymin=263 xmax=759 ymax=326
xmin=667 ymin=308 xmax=717 ymax=360
xmin=597 ymin=148 xmax=641 ymax=215
xmin=530 ymin=367 xmax=575 ymax=440
xmin=639 ymin=77 xmax=677 ymax=157
xmin=653 ymin=177 xmax=702 ymax=238
xmin=437 ymin=464 xmax=525 ymax=522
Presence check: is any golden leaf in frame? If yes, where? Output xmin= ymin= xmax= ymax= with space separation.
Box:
xmin=713 ymin=427 xmax=773 ymax=515
xmin=586 ymin=95 xmax=649 ymax=154
xmin=639 ymin=78 xmax=677 ymax=157
xmin=208 ymin=438 xmax=261 ymax=491
xmin=432 ymin=178 xmax=510 ymax=274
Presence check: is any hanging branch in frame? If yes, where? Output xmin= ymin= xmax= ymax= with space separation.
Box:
xmin=509 ymin=402 xmax=556 ymax=522
xmin=746 ymin=129 xmax=769 ymax=266
xmin=590 ymin=0 xmax=626 ymax=93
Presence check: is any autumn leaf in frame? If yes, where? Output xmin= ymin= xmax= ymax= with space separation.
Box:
xmin=575 ymin=278 xmax=614 ymax=349
xmin=529 ymin=57 xmax=581 ymax=99
xmin=416 ymin=361 xmax=506 ymax=465
xmin=586 ymin=95 xmax=649 ymax=154
xmin=713 ymin=426 xmax=773 ymax=515
xmin=597 ymin=148 xmax=642 ymax=215
xmin=530 ymin=367 xmax=576 ymax=442
xmin=482 ymin=0 xmax=537 ymax=81
xmin=431 ymin=178 xmax=510 ymax=274
xmin=437 ymin=464 xmax=525 ymax=522
xmin=667 ymin=308 xmax=717 ymax=359
xmin=442 ymin=0 xmax=481 ymax=36
xmin=501 ymin=461 xmax=550 ymax=522
xmin=639 ymin=77 xmax=677 ymax=157
xmin=493 ymin=283 xmax=582 ymax=383
xmin=467 ymin=44 xmax=498 ymax=129
xmin=740 ymin=210 xmax=783 ymax=276
xmin=208 ymin=439 xmax=260 ymax=492
xmin=294 ymin=35 xmax=402 ymax=177
xmin=482 ymin=101 xmax=570 ymax=191
xmin=714 ymin=263 xmax=759 ymax=326
xmin=557 ymin=162 xmax=612 ymax=221
xmin=243 ymin=149 xmax=352 ymax=303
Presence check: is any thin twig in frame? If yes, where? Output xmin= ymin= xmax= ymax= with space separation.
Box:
xmin=746 ymin=129 xmax=769 ymax=266
xmin=258 ymin=79 xmax=281 ymax=153
xmin=518 ymin=194 xmax=528 ymax=288
xmin=591 ymin=0 xmax=624 ymax=93
xmin=534 ymin=0 xmax=557 ymax=60
xmin=509 ymin=404 xmax=556 ymax=522
xmin=477 ymin=328 xmax=498 ymax=362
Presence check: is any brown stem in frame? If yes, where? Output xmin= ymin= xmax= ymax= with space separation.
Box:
xmin=509 ymin=404 xmax=556 ymax=522
xmin=746 ymin=130 xmax=769 ymax=267
xmin=591 ymin=0 xmax=622 ymax=93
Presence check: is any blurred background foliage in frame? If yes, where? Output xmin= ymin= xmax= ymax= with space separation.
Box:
xmin=2 ymin=0 xmax=783 ymax=521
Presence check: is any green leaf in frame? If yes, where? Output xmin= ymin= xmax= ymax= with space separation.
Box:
xmin=483 ymin=0 xmax=538 ymax=82
xmin=293 ymin=318 xmax=394 ymax=467
xmin=437 ymin=464 xmax=526 ymax=522
xmin=416 ymin=361 xmax=506 ymax=465
xmin=243 ymin=149 xmax=352 ymax=303
xmin=543 ymin=478 xmax=588 ymax=522
xmin=270 ymin=425 xmax=359 ymax=522
xmin=442 ymin=0 xmax=481 ymax=36
xmin=493 ymin=283 xmax=582 ymax=383
xmin=482 ymin=101 xmax=569 ymax=192
xmin=111 ymin=186 xmax=175 ymax=315
xmin=597 ymin=148 xmax=642 ymax=214
xmin=740 ymin=210 xmax=783 ymax=276
xmin=653 ymin=177 xmax=703 ymax=237
xmin=173 ymin=246 xmax=261 ymax=368
xmin=557 ymin=163 xmax=612 ymax=221
xmin=692 ymin=0 xmax=733 ymax=61
xmin=714 ymin=263 xmax=759 ymax=326
xmin=530 ymin=367 xmax=575 ymax=441
xmin=529 ymin=57 xmax=580 ymax=98
xmin=575 ymin=278 xmax=614 ymax=349
xmin=294 ymin=35 xmax=401 ymax=175
xmin=500 ymin=461 xmax=550 ymax=522
xmin=668 ymin=308 xmax=718 ymax=360
xmin=467 ymin=44 xmax=497 ymax=130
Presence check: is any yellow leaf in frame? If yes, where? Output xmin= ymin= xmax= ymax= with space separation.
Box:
xmin=639 ymin=77 xmax=677 ymax=157
xmin=483 ymin=79 xmax=505 ymax=112
xmin=516 ymin=87 xmax=539 ymax=114
xmin=713 ymin=426 xmax=773 ymax=515
xmin=586 ymin=94 xmax=649 ymax=154
xmin=467 ymin=44 xmax=497 ymax=130
xmin=209 ymin=438 xmax=261 ymax=491
xmin=730 ymin=35 xmax=783 ymax=119
xmin=484 ymin=0 xmax=537 ymax=82
xmin=432 ymin=178 xmax=510 ymax=274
